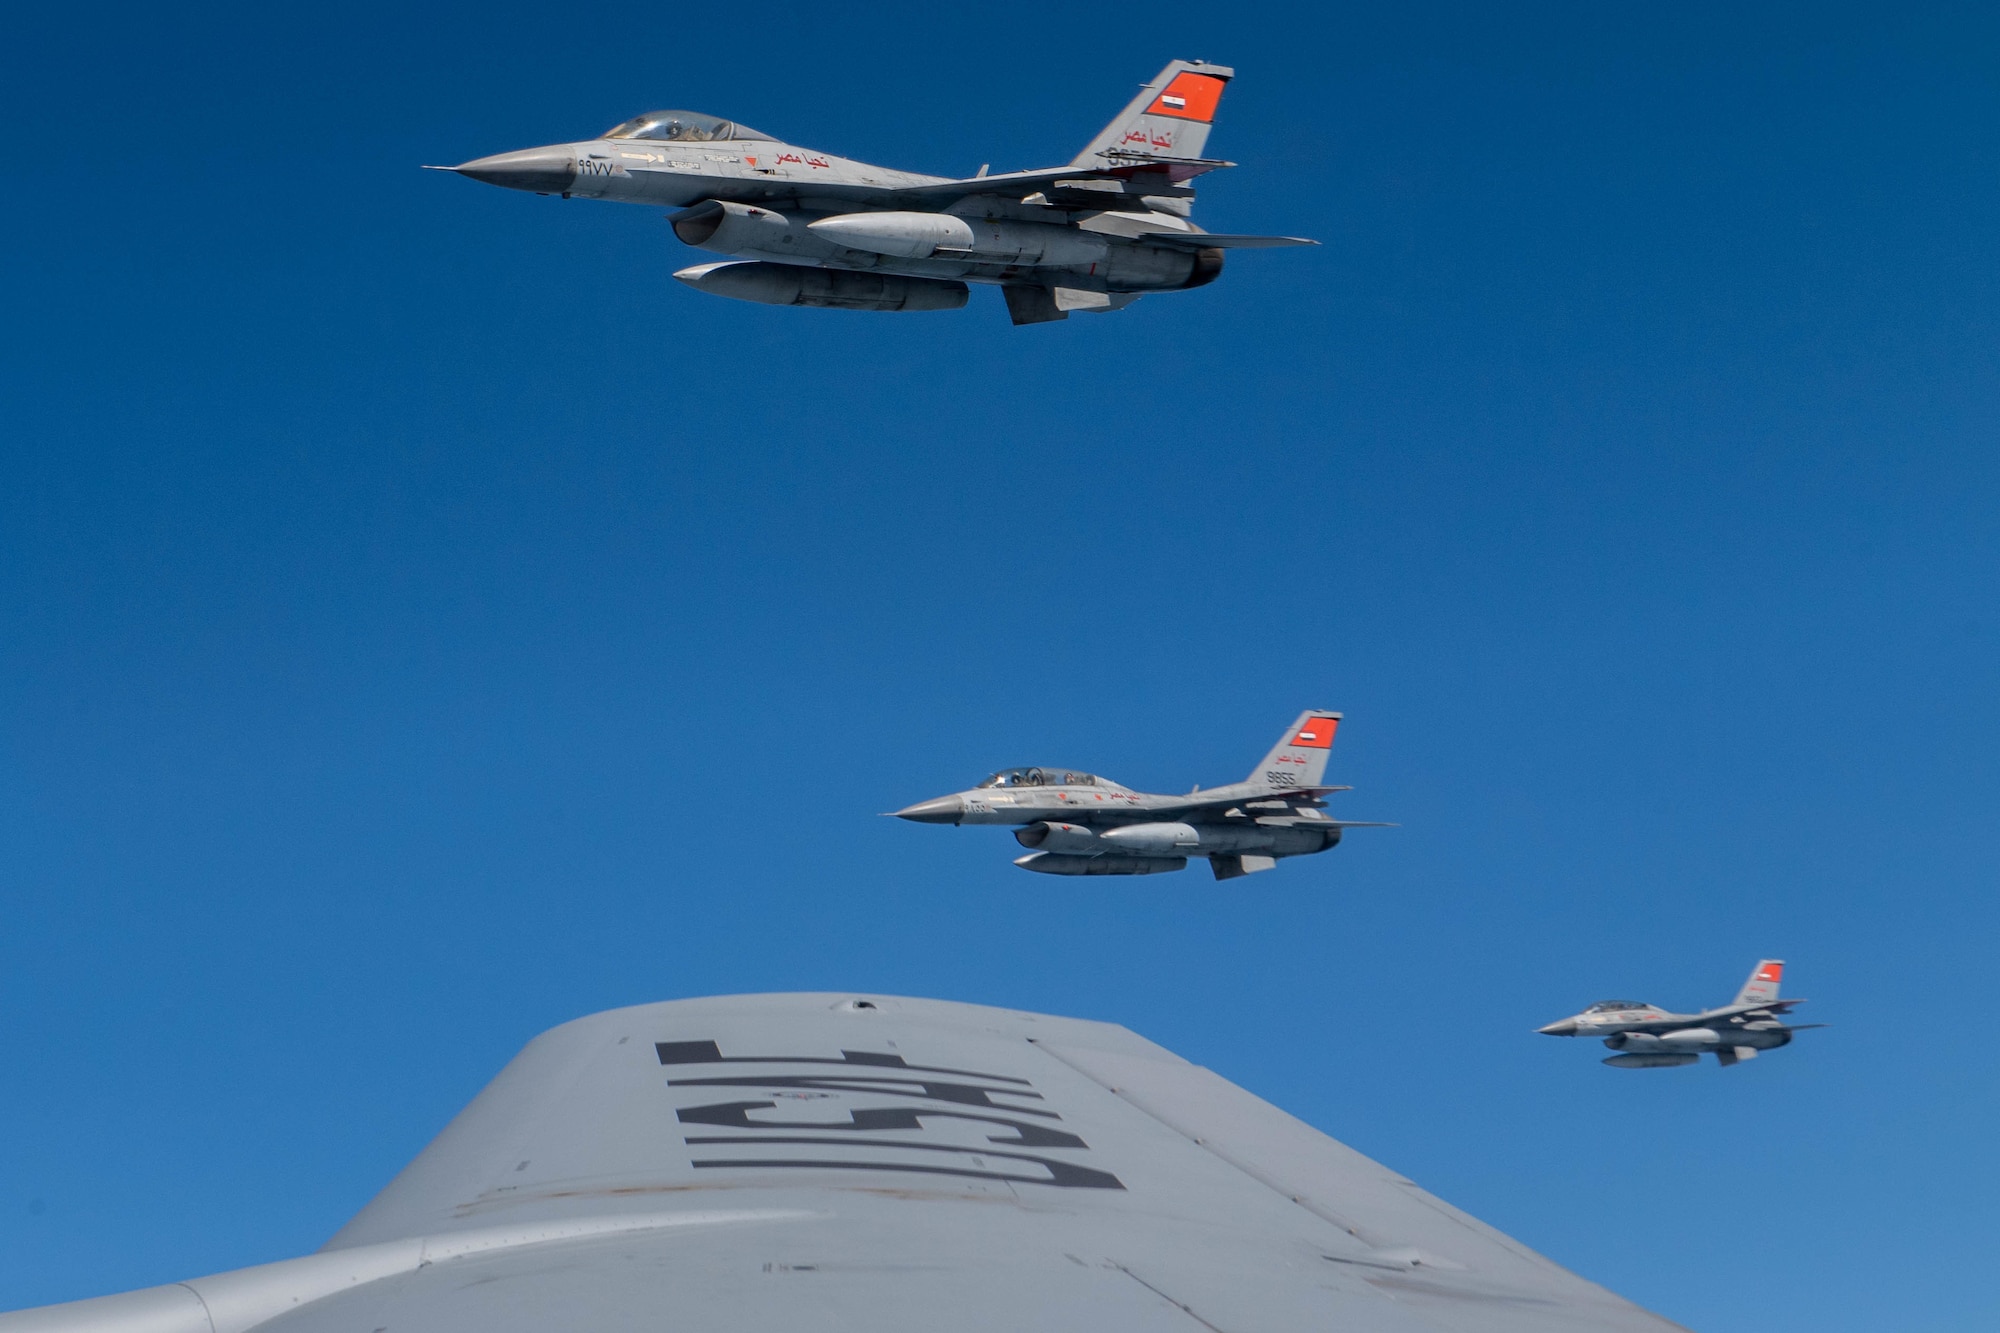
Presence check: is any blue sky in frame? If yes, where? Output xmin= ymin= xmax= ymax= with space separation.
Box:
xmin=2 ymin=4 xmax=1996 ymax=1329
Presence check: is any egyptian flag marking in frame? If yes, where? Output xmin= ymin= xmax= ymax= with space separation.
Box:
xmin=1290 ymin=718 xmax=1338 ymax=749
xmin=1146 ymin=72 xmax=1226 ymax=123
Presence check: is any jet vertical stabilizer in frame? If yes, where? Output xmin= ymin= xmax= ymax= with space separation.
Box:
xmin=1071 ymin=60 xmax=1234 ymax=171
xmin=1249 ymin=710 xmax=1341 ymax=790
xmin=1734 ymin=959 xmax=1785 ymax=1007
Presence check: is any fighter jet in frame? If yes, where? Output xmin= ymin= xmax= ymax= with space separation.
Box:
xmin=892 ymin=710 xmax=1389 ymax=879
xmin=1538 ymin=959 xmax=1825 ymax=1068
xmin=430 ymin=60 xmax=1313 ymax=325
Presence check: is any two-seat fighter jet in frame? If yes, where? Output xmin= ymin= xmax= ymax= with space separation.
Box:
xmin=432 ymin=61 xmax=1313 ymax=324
xmin=1538 ymin=960 xmax=1825 ymax=1068
xmin=892 ymin=711 xmax=1389 ymax=879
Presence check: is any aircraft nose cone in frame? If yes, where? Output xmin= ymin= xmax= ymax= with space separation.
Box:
xmin=1538 ymin=1020 xmax=1580 ymax=1037
xmin=893 ymin=795 xmax=964 ymax=825
xmin=450 ymin=146 xmax=577 ymax=195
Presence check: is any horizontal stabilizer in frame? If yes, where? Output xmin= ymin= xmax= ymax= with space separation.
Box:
xmin=1169 ymin=786 xmax=1359 ymax=815
xmin=1731 ymin=998 xmax=1806 ymax=1018
xmin=1239 ymin=785 xmax=1351 ymax=800
xmin=1249 ymin=813 xmax=1396 ymax=828
xmin=1136 ymin=231 xmax=1319 ymax=250
xmin=908 ymin=166 xmax=1101 ymax=199
xmin=894 ymin=165 xmax=1227 ymax=207
xmin=1095 ymin=153 xmax=1236 ymax=171
xmin=891 ymin=166 xmax=1180 ymax=205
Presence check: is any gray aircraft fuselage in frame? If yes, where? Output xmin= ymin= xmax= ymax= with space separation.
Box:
xmin=892 ymin=712 xmax=1388 ymax=879
xmin=1538 ymin=961 xmax=1819 ymax=1068
xmin=453 ymin=135 xmax=1214 ymax=295
xmin=905 ymin=771 xmax=1346 ymax=847
xmin=433 ymin=63 xmax=1313 ymax=323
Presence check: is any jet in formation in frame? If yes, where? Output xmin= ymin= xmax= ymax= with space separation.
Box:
xmin=431 ymin=60 xmax=1313 ymax=324
xmin=892 ymin=710 xmax=1389 ymax=879
xmin=1538 ymin=959 xmax=1824 ymax=1067
xmin=0 ymin=993 xmax=1687 ymax=1332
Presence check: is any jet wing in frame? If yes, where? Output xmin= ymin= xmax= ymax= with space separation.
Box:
xmin=1621 ymin=999 xmax=1809 ymax=1035
xmin=891 ymin=165 xmax=1111 ymax=201
xmin=1692 ymin=999 xmax=1810 ymax=1025
xmin=881 ymin=158 xmax=1235 ymax=207
xmin=1130 ymin=231 xmax=1319 ymax=249
xmin=2 ymin=994 xmax=1685 ymax=1333
xmin=630 ymin=162 xmax=1305 ymax=233
xmin=648 ymin=166 xmax=1118 ymax=209
xmin=637 ymin=167 xmax=1170 ymax=210
xmin=1143 ymin=786 xmax=1363 ymax=817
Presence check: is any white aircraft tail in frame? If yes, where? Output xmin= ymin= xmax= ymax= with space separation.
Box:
xmin=1249 ymin=711 xmax=1341 ymax=790
xmin=1733 ymin=959 xmax=1784 ymax=1007
xmin=1072 ymin=60 xmax=1234 ymax=169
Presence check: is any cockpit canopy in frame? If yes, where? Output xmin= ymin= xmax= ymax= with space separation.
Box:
xmin=1584 ymin=1000 xmax=1650 ymax=1013
xmin=977 ymin=767 xmax=1099 ymax=789
xmin=601 ymin=110 xmax=769 ymax=143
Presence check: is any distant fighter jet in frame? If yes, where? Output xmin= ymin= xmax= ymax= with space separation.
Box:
xmin=431 ymin=61 xmax=1313 ymax=324
xmin=1538 ymin=960 xmax=1825 ymax=1068
xmin=892 ymin=710 xmax=1389 ymax=879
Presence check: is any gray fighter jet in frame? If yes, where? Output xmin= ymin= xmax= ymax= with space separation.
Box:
xmin=892 ymin=710 xmax=1388 ymax=879
xmin=1538 ymin=960 xmax=1825 ymax=1068
xmin=431 ymin=61 xmax=1313 ymax=324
